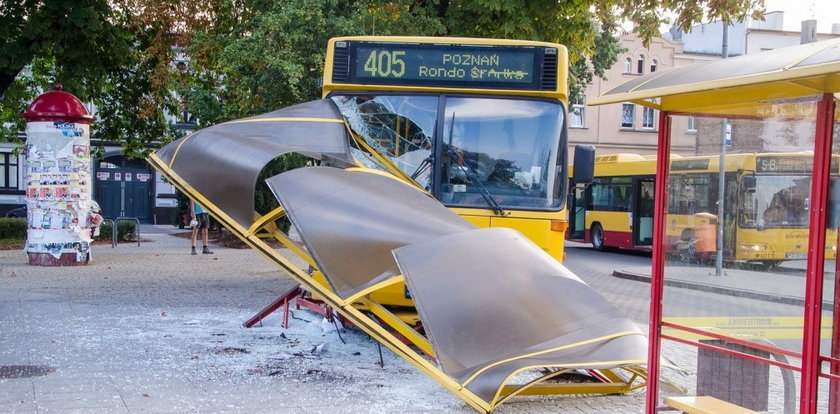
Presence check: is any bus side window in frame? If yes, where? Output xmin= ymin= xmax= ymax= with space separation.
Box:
xmin=590 ymin=179 xmax=610 ymax=210
xmin=611 ymin=187 xmax=627 ymax=211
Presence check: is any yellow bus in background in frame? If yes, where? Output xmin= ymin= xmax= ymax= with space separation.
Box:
xmin=323 ymin=36 xmax=582 ymax=265
xmin=568 ymin=152 xmax=838 ymax=267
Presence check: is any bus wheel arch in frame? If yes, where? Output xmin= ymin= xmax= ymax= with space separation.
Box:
xmin=591 ymin=223 xmax=606 ymax=251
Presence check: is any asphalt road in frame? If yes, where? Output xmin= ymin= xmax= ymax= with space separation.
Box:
xmin=563 ymin=241 xmax=653 ymax=323
xmin=563 ymin=240 xmax=818 ymax=355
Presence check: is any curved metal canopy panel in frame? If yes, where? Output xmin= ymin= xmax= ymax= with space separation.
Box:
xmin=265 ymin=167 xmax=475 ymax=299
xmin=394 ymin=227 xmax=647 ymax=402
xmin=150 ymin=99 xmax=354 ymax=229
xmin=589 ymin=38 xmax=840 ymax=115
xmin=266 ymin=167 xmax=646 ymax=406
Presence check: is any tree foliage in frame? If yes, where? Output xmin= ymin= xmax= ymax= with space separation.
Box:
xmin=0 ymin=0 xmax=131 ymax=144
xmin=1 ymin=0 xmax=766 ymax=152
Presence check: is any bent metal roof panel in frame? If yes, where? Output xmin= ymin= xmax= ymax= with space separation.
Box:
xmin=151 ymin=99 xmax=354 ymax=229
xmin=265 ymin=167 xmax=474 ymax=299
xmin=266 ymin=167 xmax=647 ymax=405
xmin=149 ymin=102 xmax=648 ymax=411
xmin=394 ymin=226 xmax=647 ymax=403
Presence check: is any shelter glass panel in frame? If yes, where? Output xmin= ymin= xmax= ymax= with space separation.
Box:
xmin=819 ymin=98 xmax=840 ymax=412
xmin=659 ymin=103 xmax=822 ymax=412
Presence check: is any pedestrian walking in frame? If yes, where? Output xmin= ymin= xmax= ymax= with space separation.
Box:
xmin=190 ymin=199 xmax=213 ymax=255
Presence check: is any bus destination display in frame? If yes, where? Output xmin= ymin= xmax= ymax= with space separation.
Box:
xmin=346 ymin=42 xmax=547 ymax=89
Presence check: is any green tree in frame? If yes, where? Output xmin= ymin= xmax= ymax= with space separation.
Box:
xmin=181 ymin=0 xmax=444 ymax=122
xmin=1 ymin=0 xmax=766 ymax=152
xmin=182 ymin=0 xmax=765 ymax=124
xmin=0 ymin=0 xmax=221 ymax=154
xmin=0 ymin=0 xmax=131 ymax=143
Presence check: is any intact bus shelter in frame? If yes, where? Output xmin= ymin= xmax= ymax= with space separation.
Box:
xmin=589 ymin=38 xmax=840 ymax=413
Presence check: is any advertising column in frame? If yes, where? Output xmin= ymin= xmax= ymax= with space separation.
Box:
xmin=20 ymin=84 xmax=96 ymax=266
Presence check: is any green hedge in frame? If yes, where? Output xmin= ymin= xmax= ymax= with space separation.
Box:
xmin=0 ymin=217 xmax=135 ymax=242
xmin=0 ymin=218 xmax=26 ymax=239
xmin=97 ymin=221 xmax=137 ymax=242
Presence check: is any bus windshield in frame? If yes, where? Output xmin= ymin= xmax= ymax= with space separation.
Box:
xmin=333 ymin=94 xmax=565 ymax=211
xmin=741 ymin=174 xmax=812 ymax=228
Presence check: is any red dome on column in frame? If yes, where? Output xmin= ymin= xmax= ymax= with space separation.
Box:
xmin=20 ymin=83 xmax=95 ymax=124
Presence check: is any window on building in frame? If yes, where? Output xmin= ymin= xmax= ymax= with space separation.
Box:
xmin=687 ymin=116 xmax=697 ymax=132
xmin=0 ymin=153 xmax=19 ymax=189
xmin=178 ymin=97 xmax=192 ymax=124
xmin=570 ymin=97 xmax=585 ymax=128
xmin=621 ymin=103 xmax=634 ymax=128
xmin=623 ymin=57 xmax=632 ymax=74
xmin=650 ymin=59 xmax=658 ymax=73
xmin=642 ymin=106 xmax=655 ymax=129
xmin=637 ymin=55 xmax=645 ymax=74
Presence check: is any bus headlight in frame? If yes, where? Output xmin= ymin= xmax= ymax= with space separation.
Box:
xmin=739 ymin=244 xmax=766 ymax=251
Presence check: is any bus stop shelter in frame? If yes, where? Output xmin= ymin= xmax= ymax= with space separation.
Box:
xmin=590 ymin=38 xmax=840 ymax=413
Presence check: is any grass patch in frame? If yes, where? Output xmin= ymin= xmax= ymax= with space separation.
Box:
xmin=0 ymin=238 xmax=24 ymax=250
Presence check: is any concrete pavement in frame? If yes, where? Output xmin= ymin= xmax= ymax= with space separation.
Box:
xmin=0 ymin=225 xmax=649 ymax=413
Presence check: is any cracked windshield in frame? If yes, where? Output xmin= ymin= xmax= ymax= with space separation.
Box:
xmin=334 ymin=95 xmax=564 ymax=210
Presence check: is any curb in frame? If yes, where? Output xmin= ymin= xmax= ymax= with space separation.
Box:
xmin=611 ymin=269 xmax=832 ymax=310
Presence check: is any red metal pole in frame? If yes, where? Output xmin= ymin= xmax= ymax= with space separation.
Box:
xmin=243 ymin=285 xmax=302 ymax=328
xmin=800 ymin=93 xmax=835 ymax=413
xmin=829 ymin=98 xmax=840 ymax=414
xmin=645 ymin=110 xmax=671 ymax=413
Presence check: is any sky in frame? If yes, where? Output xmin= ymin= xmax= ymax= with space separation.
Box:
xmin=763 ymin=0 xmax=840 ymax=33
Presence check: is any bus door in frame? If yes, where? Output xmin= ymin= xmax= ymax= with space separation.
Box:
xmin=633 ymin=178 xmax=655 ymax=246
xmin=568 ymin=183 xmax=587 ymax=240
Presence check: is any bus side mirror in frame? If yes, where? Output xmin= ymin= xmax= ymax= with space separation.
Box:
xmin=572 ymin=145 xmax=595 ymax=186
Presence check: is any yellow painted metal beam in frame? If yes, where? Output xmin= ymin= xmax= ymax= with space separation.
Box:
xmin=248 ymin=206 xmax=286 ymax=236
xmin=149 ymin=152 xmax=650 ymax=412
xmin=363 ymin=299 xmax=435 ymax=358
xmin=148 ymin=153 xmax=492 ymax=413
xmin=344 ymin=120 xmax=421 ymax=189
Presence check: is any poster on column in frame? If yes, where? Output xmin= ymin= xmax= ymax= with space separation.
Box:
xmin=24 ymin=121 xmax=92 ymax=261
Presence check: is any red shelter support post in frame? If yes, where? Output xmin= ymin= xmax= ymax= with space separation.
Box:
xmin=801 ymin=93 xmax=836 ymax=412
xmin=20 ymin=83 xmax=97 ymax=266
xmin=645 ymin=110 xmax=671 ymax=412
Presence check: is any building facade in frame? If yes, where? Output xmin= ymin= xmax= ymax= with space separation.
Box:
xmin=568 ymin=33 xmax=704 ymax=158
xmin=570 ymin=11 xmax=840 ymax=160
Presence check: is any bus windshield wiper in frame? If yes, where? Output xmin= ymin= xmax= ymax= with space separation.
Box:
xmin=446 ymin=113 xmax=506 ymax=216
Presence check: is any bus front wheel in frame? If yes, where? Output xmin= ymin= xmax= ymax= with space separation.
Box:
xmin=591 ymin=224 xmax=606 ymax=251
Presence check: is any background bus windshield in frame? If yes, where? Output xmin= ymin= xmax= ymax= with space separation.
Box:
xmin=741 ymin=175 xmax=812 ymax=228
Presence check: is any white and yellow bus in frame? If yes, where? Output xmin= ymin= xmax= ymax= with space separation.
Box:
xmin=323 ymin=36 xmax=583 ymax=264
xmin=568 ymin=152 xmax=838 ymax=266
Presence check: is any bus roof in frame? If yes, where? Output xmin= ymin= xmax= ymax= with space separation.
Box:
xmin=588 ymin=38 xmax=840 ymax=116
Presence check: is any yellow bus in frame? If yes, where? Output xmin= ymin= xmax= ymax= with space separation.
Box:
xmin=568 ymin=152 xmax=838 ymax=266
xmin=323 ymin=36 xmax=580 ymax=263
